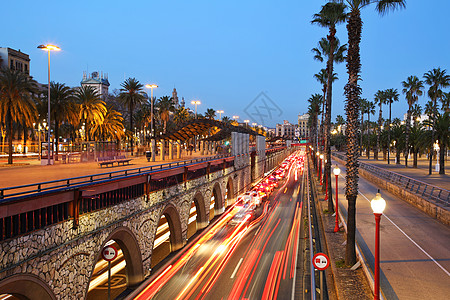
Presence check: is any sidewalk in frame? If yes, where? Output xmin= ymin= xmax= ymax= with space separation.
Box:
xmin=0 ymin=151 xmax=213 ymax=190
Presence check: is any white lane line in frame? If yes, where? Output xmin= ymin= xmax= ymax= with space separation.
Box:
xmin=359 ymin=190 xmax=450 ymax=277
xmin=231 ymin=258 xmax=244 ymax=279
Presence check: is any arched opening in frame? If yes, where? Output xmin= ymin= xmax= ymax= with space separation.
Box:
xmin=151 ymin=204 xmax=183 ymax=268
xmin=225 ymin=177 xmax=234 ymax=206
xmin=210 ymin=183 xmax=224 ymax=220
xmin=187 ymin=192 xmax=208 ymax=239
xmin=0 ymin=274 xmax=56 ymax=300
xmin=86 ymin=227 xmax=143 ymax=299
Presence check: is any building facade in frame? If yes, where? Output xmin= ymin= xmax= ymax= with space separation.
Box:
xmin=0 ymin=47 xmax=30 ymax=75
xmin=81 ymin=71 xmax=110 ymax=99
xmin=297 ymin=113 xmax=309 ymax=138
xmin=276 ymin=120 xmax=298 ymax=140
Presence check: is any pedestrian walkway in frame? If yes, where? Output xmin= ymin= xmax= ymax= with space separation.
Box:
xmin=326 ymin=157 xmax=450 ymax=299
xmin=0 ymin=151 xmax=215 ymax=190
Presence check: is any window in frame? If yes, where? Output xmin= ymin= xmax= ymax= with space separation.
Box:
xmin=10 ymin=59 xmax=14 ymax=69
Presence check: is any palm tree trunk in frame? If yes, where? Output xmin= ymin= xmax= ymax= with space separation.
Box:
xmin=130 ymin=102 xmax=134 ymax=156
xmin=429 ymin=99 xmax=436 ymax=175
xmin=388 ymin=101 xmax=392 ymax=164
xmin=344 ymin=9 xmax=362 ymax=267
xmin=376 ymin=104 xmax=382 ymax=160
xmin=439 ymin=144 xmax=445 ymax=175
xmin=405 ymin=108 xmax=412 ymax=167
xmin=7 ymin=111 xmax=13 ymax=164
xmin=367 ymin=114 xmax=371 ymax=159
xmin=54 ymin=117 xmax=59 ymax=161
xmin=413 ymin=151 xmax=418 ymax=168
xmin=360 ymin=114 xmax=364 ymax=156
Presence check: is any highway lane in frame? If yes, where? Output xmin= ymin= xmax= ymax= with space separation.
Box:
xmin=332 ymin=159 xmax=450 ymax=299
xmin=134 ymin=151 xmax=306 ymax=300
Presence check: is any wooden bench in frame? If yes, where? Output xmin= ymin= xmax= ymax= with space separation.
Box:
xmin=115 ymin=155 xmax=131 ymax=166
xmin=97 ymin=157 xmax=115 ymax=168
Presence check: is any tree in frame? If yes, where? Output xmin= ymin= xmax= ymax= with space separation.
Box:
xmin=221 ymin=116 xmax=232 ymax=124
xmin=409 ymin=124 xmax=426 ymax=168
xmin=204 ymin=108 xmax=216 ymax=120
xmin=119 ymin=78 xmax=146 ymax=155
xmin=374 ymin=90 xmax=387 ymax=160
xmin=402 ymin=75 xmax=424 ymax=167
xmin=333 ymin=0 xmax=406 ymax=265
xmin=156 ymin=96 xmax=175 ymax=134
xmin=173 ymin=107 xmax=191 ymax=125
xmin=424 ymin=112 xmax=450 ymax=174
xmin=75 ymin=86 xmax=106 ymax=141
xmin=44 ymin=82 xmax=74 ymax=159
xmin=0 ymin=69 xmax=38 ymax=164
xmin=365 ymin=100 xmax=375 ymax=158
xmin=359 ymin=98 xmax=368 ymax=156
xmin=313 ymin=69 xmax=329 ymax=139
xmin=442 ymin=92 xmax=450 ymax=112
xmin=312 ymin=1 xmax=347 ymax=212
xmin=307 ymin=93 xmax=323 ymax=154
xmin=91 ymin=105 xmax=125 ymax=141
xmin=384 ymin=88 xmax=399 ymax=164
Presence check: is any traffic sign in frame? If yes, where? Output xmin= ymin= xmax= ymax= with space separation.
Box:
xmin=102 ymin=245 xmax=118 ymax=262
xmin=312 ymin=253 xmax=329 ymax=270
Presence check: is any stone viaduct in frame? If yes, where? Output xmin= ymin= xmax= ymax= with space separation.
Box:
xmin=0 ymin=139 xmax=294 ymax=299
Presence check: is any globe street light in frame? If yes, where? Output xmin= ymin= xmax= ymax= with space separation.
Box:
xmin=145 ymin=84 xmax=158 ymax=162
xmin=38 ymin=44 xmax=60 ymax=165
xmin=371 ymin=190 xmax=386 ymax=300
xmin=216 ymin=110 xmax=224 ymax=121
xmin=333 ymin=165 xmax=341 ymax=233
xmin=191 ymin=100 xmax=201 ymax=118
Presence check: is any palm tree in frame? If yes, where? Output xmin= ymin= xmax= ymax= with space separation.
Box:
xmin=221 ymin=116 xmax=232 ymax=124
xmin=0 ymin=69 xmax=38 ymax=164
xmin=411 ymin=104 xmax=422 ymax=125
xmin=119 ymin=78 xmax=146 ymax=155
xmin=312 ymin=2 xmax=347 ymax=211
xmin=91 ymin=106 xmax=125 ymax=141
xmin=313 ymin=69 xmax=329 ymax=140
xmin=173 ymin=107 xmax=191 ymax=125
xmin=333 ymin=0 xmax=406 ymax=265
xmin=365 ymin=100 xmax=375 ymax=158
xmin=156 ymin=96 xmax=175 ymax=134
xmin=359 ymin=98 xmax=368 ymax=156
xmin=374 ymin=90 xmax=386 ymax=160
xmin=45 ymin=82 xmax=74 ymax=160
xmin=409 ymin=124 xmax=426 ymax=168
xmin=424 ymin=112 xmax=449 ymax=174
xmin=442 ymin=92 xmax=450 ymax=112
xmin=423 ymin=68 xmax=450 ymax=174
xmin=402 ymin=75 xmax=424 ymax=167
xmin=307 ymin=93 xmax=323 ymax=154
xmin=74 ymin=86 xmax=106 ymax=141
xmin=204 ymin=108 xmax=216 ymax=120
xmin=384 ymin=88 xmax=399 ymax=164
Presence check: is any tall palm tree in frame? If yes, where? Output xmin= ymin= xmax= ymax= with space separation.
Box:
xmin=359 ymin=98 xmax=368 ymax=156
xmin=365 ymin=100 xmax=375 ymax=158
xmin=423 ymin=68 xmax=450 ymax=174
xmin=312 ymin=2 xmax=347 ymax=211
xmin=204 ymin=108 xmax=216 ymax=120
xmin=119 ymin=78 xmax=146 ymax=155
xmin=173 ymin=107 xmax=191 ymax=125
xmin=424 ymin=112 xmax=450 ymax=174
xmin=74 ymin=86 xmax=106 ymax=141
xmin=0 ymin=69 xmax=38 ymax=164
xmin=333 ymin=0 xmax=406 ymax=265
xmin=411 ymin=104 xmax=422 ymax=125
xmin=45 ymin=82 xmax=74 ymax=159
xmin=91 ymin=105 xmax=124 ymax=141
xmin=384 ymin=88 xmax=399 ymax=164
xmin=313 ymin=69 xmax=329 ymax=140
xmin=409 ymin=124 xmax=426 ymax=168
xmin=221 ymin=116 xmax=232 ymax=124
xmin=307 ymin=93 xmax=323 ymax=154
xmin=402 ymin=75 xmax=424 ymax=167
xmin=442 ymin=92 xmax=450 ymax=112
xmin=156 ymin=96 xmax=175 ymax=134
xmin=374 ymin=90 xmax=386 ymax=160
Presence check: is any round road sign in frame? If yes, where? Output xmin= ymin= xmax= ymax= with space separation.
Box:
xmin=312 ymin=253 xmax=329 ymax=270
xmin=102 ymin=245 xmax=118 ymax=262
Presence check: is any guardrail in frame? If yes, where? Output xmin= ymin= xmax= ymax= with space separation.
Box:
xmin=0 ymin=153 xmax=233 ymax=202
xmin=332 ymin=152 xmax=450 ymax=207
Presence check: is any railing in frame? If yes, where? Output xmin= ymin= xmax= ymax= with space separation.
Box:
xmin=0 ymin=153 xmax=233 ymax=202
xmin=332 ymin=152 xmax=450 ymax=207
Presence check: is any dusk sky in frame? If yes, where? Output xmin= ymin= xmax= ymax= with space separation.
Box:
xmin=3 ymin=0 xmax=449 ymax=128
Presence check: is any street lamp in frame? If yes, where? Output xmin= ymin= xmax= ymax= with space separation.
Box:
xmin=244 ymin=120 xmax=250 ymax=128
xmin=434 ymin=140 xmax=440 ymax=172
xmin=145 ymin=84 xmax=158 ymax=162
xmin=371 ymin=190 xmax=386 ymax=300
xmin=38 ymin=44 xmax=61 ymax=165
xmin=216 ymin=110 xmax=224 ymax=121
xmin=319 ymin=154 xmax=324 ymax=186
xmin=316 ymin=151 xmax=320 ymax=177
xmin=252 ymin=122 xmax=257 ymax=127
xmin=333 ymin=165 xmax=341 ymax=233
xmin=191 ymin=100 xmax=201 ymax=118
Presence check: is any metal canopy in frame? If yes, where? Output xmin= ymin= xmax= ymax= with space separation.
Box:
xmin=158 ymin=118 xmax=261 ymax=141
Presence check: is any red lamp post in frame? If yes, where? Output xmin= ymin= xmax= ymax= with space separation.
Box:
xmin=371 ymin=190 xmax=386 ymax=300
xmin=316 ymin=151 xmax=320 ymax=177
xmin=319 ymin=154 xmax=323 ymax=185
xmin=333 ymin=165 xmax=341 ymax=232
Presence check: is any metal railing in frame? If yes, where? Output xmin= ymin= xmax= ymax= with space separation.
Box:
xmin=0 ymin=153 xmax=233 ymax=202
xmin=332 ymin=152 xmax=450 ymax=207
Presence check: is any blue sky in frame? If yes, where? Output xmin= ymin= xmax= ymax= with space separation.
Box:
xmin=2 ymin=0 xmax=449 ymax=127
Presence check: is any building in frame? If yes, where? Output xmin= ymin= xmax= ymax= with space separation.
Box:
xmin=172 ymin=88 xmax=180 ymax=109
xmin=0 ymin=47 xmax=30 ymax=75
xmin=297 ymin=113 xmax=309 ymax=138
xmin=276 ymin=120 xmax=298 ymax=140
xmin=81 ymin=71 xmax=110 ymax=99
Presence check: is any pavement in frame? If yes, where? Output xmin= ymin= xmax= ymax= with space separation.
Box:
xmin=315 ymin=152 xmax=450 ymax=299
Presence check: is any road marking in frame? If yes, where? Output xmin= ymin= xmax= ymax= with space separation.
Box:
xmin=231 ymin=258 xmax=244 ymax=279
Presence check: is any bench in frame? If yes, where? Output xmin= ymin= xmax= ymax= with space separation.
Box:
xmin=97 ymin=157 xmax=115 ymax=168
xmin=115 ymin=155 xmax=131 ymax=166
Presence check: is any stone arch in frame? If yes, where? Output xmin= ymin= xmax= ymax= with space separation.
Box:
xmin=211 ymin=182 xmax=224 ymax=217
xmin=155 ymin=203 xmax=184 ymax=252
xmin=225 ymin=177 xmax=235 ymax=206
xmin=192 ymin=191 xmax=208 ymax=230
xmin=86 ymin=226 xmax=144 ymax=297
xmin=0 ymin=274 xmax=56 ymax=300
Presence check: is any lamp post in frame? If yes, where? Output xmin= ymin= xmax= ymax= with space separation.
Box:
xmin=434 ymin=140 xmax=440 ymax=172
xmin=191 ymin=100 xmax=201 ymax=118
xmin=244 ymin=120 xmax=250 ymax=128
xmin=38 ymin=44 xmax=60 ymax=165
xmin=371 ymin=190 xmax=386 ymax=300
xmin=316 ymin=151 xmax=320 ymax=177
xmin=324 ymin=158 xmax=328 ymax=200
xmin=216 ymin=110 xmax=224 ymax=121
xmin=319 ymin=154 xmax=324 ymax=186
xmin=333 ymin=165 xmax=341 ymax=232
xmin=145 ymin=84 xmax=158 ymax=161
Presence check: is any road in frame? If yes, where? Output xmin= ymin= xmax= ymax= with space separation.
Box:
xmin=133 ymin=151 xmax=306 ymax=300
xmin=332 ymin=159 xmax=450 ymax=299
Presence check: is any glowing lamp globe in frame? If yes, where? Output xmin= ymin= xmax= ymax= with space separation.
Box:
xmin=333 ymin=165 xmax=341 ymax=176
xmin=371 ymin=192 xmax=386 ymax=214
